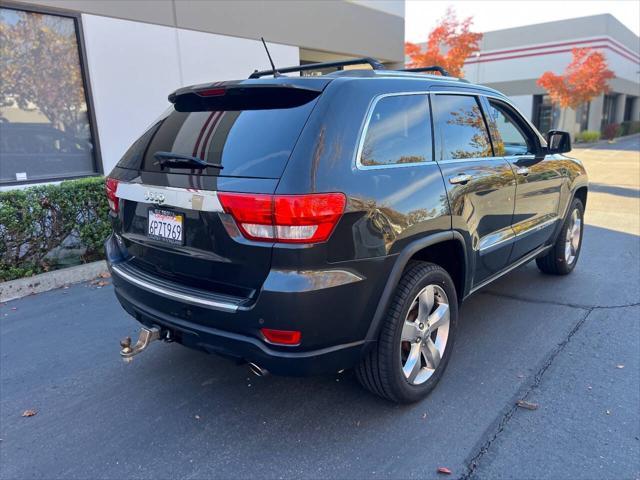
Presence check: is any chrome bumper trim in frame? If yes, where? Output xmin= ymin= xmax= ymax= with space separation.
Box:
xmin=111 ymin=263 xmax=239 ymax=312
xmin=115 ymin=183 xmax=223 ymax=212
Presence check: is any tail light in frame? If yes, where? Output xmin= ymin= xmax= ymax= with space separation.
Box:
xmin=218 ymin=192 xmax=346 ymax=244
xmin=105 ymin=177 xmax=120 ymax=213
xmin=261 ymin=328 xmax=302 ymax=346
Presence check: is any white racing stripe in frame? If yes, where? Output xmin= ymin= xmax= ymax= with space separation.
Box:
xmin=116 ymin=183 xmax=223 ymax=212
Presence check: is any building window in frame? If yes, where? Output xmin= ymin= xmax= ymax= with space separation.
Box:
xmin=601 ymin=94 xmax=618 ymax=131
xmin=532 ymin=95 xmax=557 ymax=133
xmin=0 ymin=6 xmax=98 ymax=185
xmin=575 ymin=102 xmax=590 ymax=132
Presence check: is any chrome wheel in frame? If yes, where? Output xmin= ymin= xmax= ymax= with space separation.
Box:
xmin=400 ymin=284 xmax=450 ymax=385
xmin=564 ymin=208 xmax=582 ymax=265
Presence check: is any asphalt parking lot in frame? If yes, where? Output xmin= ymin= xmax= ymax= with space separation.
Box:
xmin=1 ymin=135 xmax=639 ymax=480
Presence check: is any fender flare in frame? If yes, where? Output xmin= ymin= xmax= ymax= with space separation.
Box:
xmin=364 ymin=230 xmax=468 ymax=343
xmin=551 ymin=182 xmax=589 ymax=242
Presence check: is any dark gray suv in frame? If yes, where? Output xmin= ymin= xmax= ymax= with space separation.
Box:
xmin=105 ymin=59 xmax=588 ymax=403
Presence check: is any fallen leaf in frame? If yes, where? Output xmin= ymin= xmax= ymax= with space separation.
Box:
xmin=22 ymin=409 xmax=37 ymax=417
xmin=421 ymin=412 xmax=428 ymax=419
xmin=437 ymin=467 xmax=452 ymax=475
xmin=194 ymin=415 xmax=201 ymax=420
xmin=95 ymin=280 xmax=108 ymax=287
xmin=616 ymin=364 xmax=624 ymax=369
xmin=606 ymin=409 xmax=611 ymax=415
xmin=98 ymin=272 xmax=111 ymax=279
xmin=516 ymin=400 xmax=539 ymax=410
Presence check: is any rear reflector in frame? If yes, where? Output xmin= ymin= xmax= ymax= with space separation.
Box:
xmin=218 ymin=192 xmax=346 ymax=244
xmin=105 ymin=177 xmax=120 ymax=213
xmin=261 ymin=328 xmax=302 ymax=346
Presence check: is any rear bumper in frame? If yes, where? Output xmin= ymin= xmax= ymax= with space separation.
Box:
xmin=106 ymin=234 xmax=391 ymax=376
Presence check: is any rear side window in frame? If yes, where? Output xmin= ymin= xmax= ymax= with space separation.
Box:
xmin=433 ymin=95 xmax=492 ymax=160
xmin=359 ymin=94 xmax=431 ymax=167
xmin=119 ymin=100 xmax=317 ymax=178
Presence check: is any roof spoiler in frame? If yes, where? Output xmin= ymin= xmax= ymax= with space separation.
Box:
xmin=249 ymin=57 xmax=385 ymax=78
xmin=168 ymin=83 xmax=324 ymax=112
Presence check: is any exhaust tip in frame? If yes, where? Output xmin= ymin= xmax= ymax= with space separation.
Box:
xmin=248 ymin=362 xmax=269 ymax=377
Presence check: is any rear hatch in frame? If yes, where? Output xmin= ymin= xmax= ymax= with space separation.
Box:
xmin=108 ymin=78 xmax=329 ymax=301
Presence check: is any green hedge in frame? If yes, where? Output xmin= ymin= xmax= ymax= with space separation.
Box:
xmin=576 ymin=130 xmax=601 ymax=143
xmin=0 ymin=177 xmax=110 ymax=282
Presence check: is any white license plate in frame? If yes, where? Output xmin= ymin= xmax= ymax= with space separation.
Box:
xmin=148 ymin=209 xmax=184 ymax=245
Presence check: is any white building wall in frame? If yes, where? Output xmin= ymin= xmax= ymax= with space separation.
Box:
xmin=81 ymin=14 xmax=299 ymax=174
xmin=506 ymin=95 xmax=533 ymax=120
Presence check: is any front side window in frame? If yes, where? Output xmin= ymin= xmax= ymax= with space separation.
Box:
xmin=432 ymin=94 xmax=492 ymax=160
xmin=0 ymin=7 xmax=96 ymax=184
xmin=488 ymin=100 xmax=532 ymax=156
xmin=359 ymin=94 xmax=431 ymax=167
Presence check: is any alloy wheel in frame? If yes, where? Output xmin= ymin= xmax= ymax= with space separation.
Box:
xmin=400 ymin=284 xmax=451 ymax=385
xmin=564 ymin=208 xmax=582 ymax=265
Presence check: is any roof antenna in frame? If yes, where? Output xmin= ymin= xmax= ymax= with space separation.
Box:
xmin=260 ymin=37 xmax=282 ymax=77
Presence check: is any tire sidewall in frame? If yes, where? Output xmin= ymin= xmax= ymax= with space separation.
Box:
xmin=556 ymin=198 xmax=585 ymax=274
xmin=388 ymin=267 xmax=458 ymax=403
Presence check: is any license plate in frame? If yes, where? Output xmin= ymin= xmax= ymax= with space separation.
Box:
xmin=148 ymin=209 xmax=184 ymax=245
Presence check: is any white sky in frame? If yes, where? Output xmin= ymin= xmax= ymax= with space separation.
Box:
xmin=405 ymin=0 xmax=640 ymax=42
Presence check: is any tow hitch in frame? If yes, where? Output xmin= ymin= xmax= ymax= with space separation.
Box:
xmin=120 ymin=327 xmax=161 ymax=363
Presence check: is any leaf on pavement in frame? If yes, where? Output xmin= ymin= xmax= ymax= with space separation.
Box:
xmin=516 ymin=400 xmax=539 ymax=410
xmin=437 ymin=467 xmax=452 ymax=475
xmin=22 ymin=409 xmax=37 ymax=417
xmin=98 ymin=272 xmax=111 ymax=279
xmin=616 ymin=364 xmax=624 ymax=369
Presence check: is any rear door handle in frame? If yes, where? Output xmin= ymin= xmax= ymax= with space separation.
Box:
xmin=516 ymin=167 xmax=530 ymax=176
xmin=449 ymin=174 xmax=472 ymax=185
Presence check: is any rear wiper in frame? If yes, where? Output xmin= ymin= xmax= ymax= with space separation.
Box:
xmin=154 ymin=151 xmax=223 ymax=170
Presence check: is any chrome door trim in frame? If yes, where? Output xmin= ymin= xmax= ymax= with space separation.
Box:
xmin=116 ymin=183 xmax=223 ymax=212
xmin=470 ymin=244 xmax=552 ymax=294
xmin=111 ymin=263 xmax=239 ymax=312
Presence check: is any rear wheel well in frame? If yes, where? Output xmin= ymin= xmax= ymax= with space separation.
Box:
xmin=574 ymin=186 xmax=588 ymax=208
xmin=408 ymin=239 xmax=465 ymax=301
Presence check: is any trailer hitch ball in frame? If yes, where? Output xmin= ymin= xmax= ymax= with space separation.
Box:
xmin=120 ymin=327 xmax=161 ymax=363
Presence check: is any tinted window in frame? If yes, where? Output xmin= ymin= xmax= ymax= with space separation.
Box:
xmin=433 ymin=95 xmax=492 ymax=160
xmin=359 ymin=94 xmax=431 ymax=166
xmin=488 ymin=101 xmax=531 ymax=156
xmin=0 ymin=7 xmax=96 ymax=184
xmin=138 ymin=99 xmax=317 ymax=178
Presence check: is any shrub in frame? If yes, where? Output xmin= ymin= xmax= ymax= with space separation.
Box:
xmin=620 ymin=120 xmax=640 ymax=136
xmin=602 ymin=123 xmax=622 ymax=141
xmin=0 ymin=177 xmax=110 ymax=282
xmin=576 ymin=130 xmax=601 ymax=143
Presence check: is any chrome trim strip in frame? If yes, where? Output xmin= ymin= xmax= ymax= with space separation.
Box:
xmin=478 ymin=218 xmax=558 ymax=254
xmin=514 ymin=217 xmax=558 ymax=239
xmin=354 ymin=92 xmax=435 ymax=171
xmin=111 ymin=264 xmax=238 ymax=312
xmin=479 ymin=232 xmax=516 ymax=254
xmin=470 ymin=244 xmax=552 ymax=294
xmin=116 ymin=183 xmax=223 ymax=212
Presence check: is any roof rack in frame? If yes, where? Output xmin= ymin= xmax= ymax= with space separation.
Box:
xmin=249 ymin=57 xmax=385 ymax=79
xmin=400 ymin=66 xmax=450 ymax=77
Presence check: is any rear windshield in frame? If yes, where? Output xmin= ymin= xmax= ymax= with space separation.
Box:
xmin=118 ymin=100 xmax=317 ymax=178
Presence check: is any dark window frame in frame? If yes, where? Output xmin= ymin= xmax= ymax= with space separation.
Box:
xmin=0 ymin=1 xmax=103 ymax=186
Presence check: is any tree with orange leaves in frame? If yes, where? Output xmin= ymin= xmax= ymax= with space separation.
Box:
xmin=537 ymin=48 xmax=615 ymax=110
xmin=405 ymin=7 xmax=482 ymax=78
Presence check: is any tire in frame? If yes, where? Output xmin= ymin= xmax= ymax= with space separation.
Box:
xmin=536 ymin=198 xmax=584 ymax=275
xmin=356 ymin=261 xmax=458 ymax=404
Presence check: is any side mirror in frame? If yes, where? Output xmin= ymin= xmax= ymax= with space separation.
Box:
xmin=546 ymin=130 xmax=571 ymax=154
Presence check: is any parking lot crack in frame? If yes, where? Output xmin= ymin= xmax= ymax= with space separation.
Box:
xmin=459 ymin=307 xmax=596 ymax=480
xmin=480 ymin=290 xmax=639 ymax=310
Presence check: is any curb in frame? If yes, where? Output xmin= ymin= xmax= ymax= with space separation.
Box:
xmin=0 ymin=261 xmax=108 ymax=303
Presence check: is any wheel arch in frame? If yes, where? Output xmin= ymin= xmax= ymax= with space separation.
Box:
xmin=364 ymin=231 xmax=469 ymax=343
